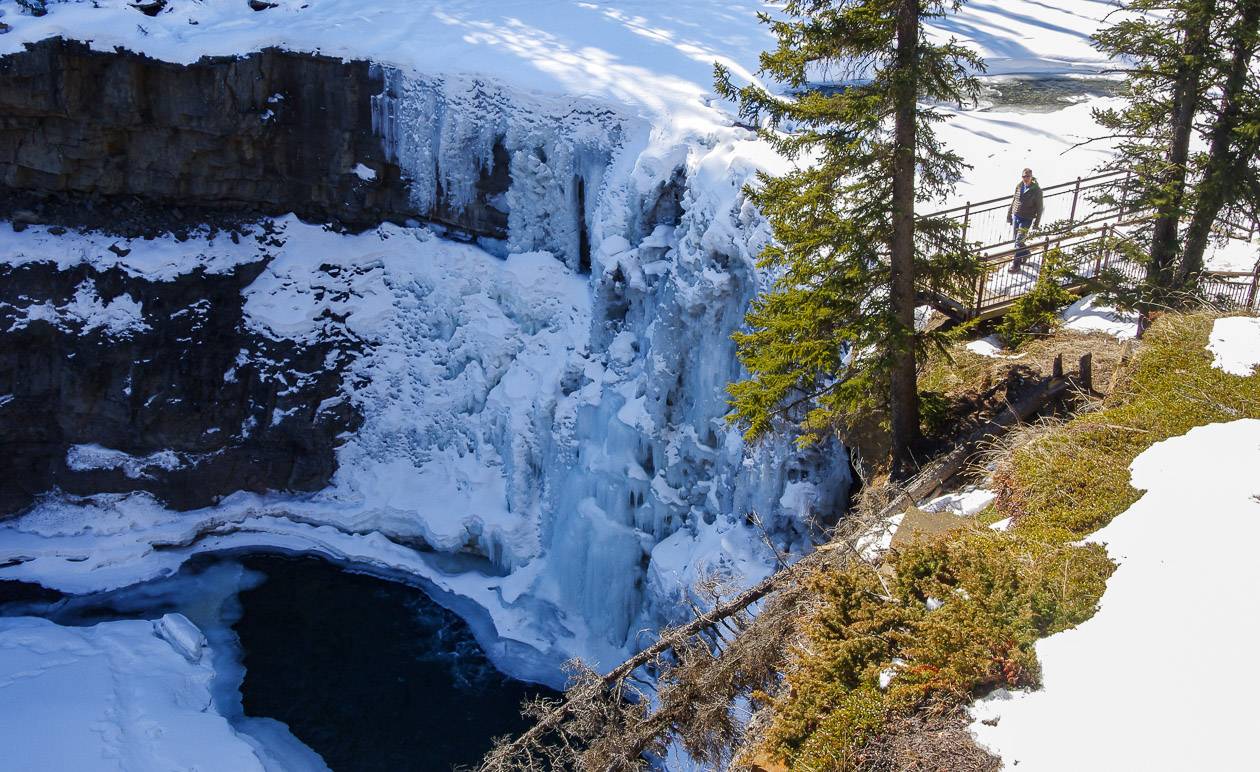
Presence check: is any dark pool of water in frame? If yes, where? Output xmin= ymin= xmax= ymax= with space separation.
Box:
xmin=234 ymin=555 xmax=551 ymax=772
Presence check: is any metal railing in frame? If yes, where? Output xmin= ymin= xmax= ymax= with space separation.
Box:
xmin=924 ymin=170 xmax=1134 ymax=254
xmin=920 ymin=172 xmax=1260 ymax=319
xmin=1201 ymin=269 xmax=1260 ymax=311
xmin=963 ymin=224 xmax=1143 ymax=317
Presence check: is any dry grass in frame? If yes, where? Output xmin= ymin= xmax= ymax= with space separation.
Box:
xmin=854 ymin=707 xmax=1001 ymax=772
xmin=921 ymin=329 xmax=1131 ymax=400
xmin=742 ymin=312 xmax=1256 ymax=771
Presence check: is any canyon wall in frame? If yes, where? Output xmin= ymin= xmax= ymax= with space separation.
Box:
xmin=0 ymin=38 xmax=510 ymax=236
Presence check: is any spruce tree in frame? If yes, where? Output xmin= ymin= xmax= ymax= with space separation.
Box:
xmin=715 ymin=0 xmax=982 ymax=479
xmin=1092 ymin=0 xmax=1220 ymax=299
xmin=1175 ymin=0 xmax=1260 ymax=283
xmin=1092 ymin=0 xmax=1260 ymax=304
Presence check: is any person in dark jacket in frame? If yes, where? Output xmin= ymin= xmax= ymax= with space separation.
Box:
xmin=1008 ymin=168 xmax=1043 ymax=271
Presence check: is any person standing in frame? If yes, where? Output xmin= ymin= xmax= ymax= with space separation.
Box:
xmin=1008 ymin=168 xmax=1043 ymax=271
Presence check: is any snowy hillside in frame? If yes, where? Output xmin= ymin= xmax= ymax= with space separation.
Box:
xmin=0 ymin=614 xmax=270 ymax=771
xmin=970 ymin=419 xmax=1260 ymax=770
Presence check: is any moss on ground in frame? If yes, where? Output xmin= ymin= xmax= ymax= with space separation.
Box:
xmin=996 ymin=313 xmax=1260 ymax=540
xmin=752 ymin=312 xmax=1260 ymax=770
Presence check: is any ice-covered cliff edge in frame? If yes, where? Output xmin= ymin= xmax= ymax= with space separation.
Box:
xmin=0 ymin=7 xmax=852 ymax=681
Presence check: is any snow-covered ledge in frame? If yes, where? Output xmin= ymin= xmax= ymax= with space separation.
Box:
xmin=0 ymin=614 xmax=268 ymax=771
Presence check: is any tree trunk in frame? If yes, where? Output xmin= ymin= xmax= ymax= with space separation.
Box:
xmin=1175 ymin=0 xmax=1260 ymax=284
xmin=889 ymin=0 xmax=921 ymax=480
xmin=1147 ymin=1 xmax=1217 ymax=291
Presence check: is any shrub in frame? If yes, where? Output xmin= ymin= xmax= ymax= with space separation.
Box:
xmin=756 ymin=528 xmax=1113 ymax=769
xmin=997 ymin=248 xmax=1076 ymax=348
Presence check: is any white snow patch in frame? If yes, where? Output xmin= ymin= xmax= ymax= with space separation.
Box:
xmin=920 ymin=488 xmax=996 ymax=517
xmin=965 ymin=336 xmax=1025 ymax=359
xmin=1060 ymin=294 xmax=1138 ymax=339
xmin=970 ymin=419 xmax=1260 ymax=770
xmin=352 ymin=163 xmax=377 ymax=181
xmin=858 ymin=512 xmax=906 ymax=560
xmin=1204 ymin=236 xmax=1258 ymax=273
xmin=0 ymin=615 xmax=268 ymax=772
xmin=66 ymin=444 xmax=185 ymax=480
xmin=1207 ymin=316 xmax=1260 ymax=376
xmin=2 ymin=279 xmax=149 ymax=338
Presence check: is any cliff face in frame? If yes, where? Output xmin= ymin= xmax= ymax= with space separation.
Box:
xmin=0 ymin=39 xmax=522 ymax=517
xmin=0 ymin=253 xmax=360 ymax=516
xmin=0 ymin=38 xmax=509 ymax=237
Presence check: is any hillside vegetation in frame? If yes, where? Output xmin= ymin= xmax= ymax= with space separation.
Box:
xmin=748 ymin=312 xmax=1260 ymax=770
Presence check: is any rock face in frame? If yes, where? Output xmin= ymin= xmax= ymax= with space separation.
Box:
xmin=0 ymin=37 xmax=509 ymax=237
xmin=0 ymin=255 xmax=360 ymax=516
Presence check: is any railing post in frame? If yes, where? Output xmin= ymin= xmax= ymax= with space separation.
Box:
xmin=1119 ymin=171 xmax=1132 ymax=218
xmin=1247 ymin=264 xmax=1260 ymax=311
xmin=1068 ymin=176 xmax=1082 ymax=222
xmin=1094 ymin=224 xmax=1109 ymax=276
xmin=961 ymin=201 xmax=971 ymax=244
xmin=973 ymin=268 xmax=988 ymax=318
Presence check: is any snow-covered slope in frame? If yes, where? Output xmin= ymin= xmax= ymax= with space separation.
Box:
xmin=0 ymin=0 xmax=1113 ymax=109
xmin=970 ymin=418 xmax=1260 ymax=770
xmin=0 ymin=614 xmax=268 ymax=771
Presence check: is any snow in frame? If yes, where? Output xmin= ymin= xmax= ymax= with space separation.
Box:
xmin=66 ymin=444 xmax=186 ymax=479
xmin=1207 ymin=316 xmax=1260 ymax=377
xmin=966 ymin=336 xmax=1025 ymax=359
xmin=0 ymin=614 xmax=268 ymax=772
xmin=858 ymin=512 xmax=906 ymax=560
xmin=933 ymin=99 xmax=1121 ymax=212
xmin=352 ymin=163 xmax=377 ymax=181
xmin=1204 ymin=235 xmax=1258 ymax=274
xmin=1060 ymin=294 xmax=1139 ymax=339
xmin=1 ymin=278 xmax=149 ymax=338
xmin=920 ymin=487 xmax=995 ymax=517
xmin=970 ymin=419 xmax=1260 ymax=770
xmin=0 ymin=0 xmax=1112 ymax=130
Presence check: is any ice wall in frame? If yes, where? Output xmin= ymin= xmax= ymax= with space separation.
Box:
xmin=365 ymin=71 xmax=851 ymax=667
xmin=371 ymin=70 xmax=617 ymax=269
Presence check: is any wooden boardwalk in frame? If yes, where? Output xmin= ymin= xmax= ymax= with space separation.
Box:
xmin=920 ymin=171 xmax=1260 ymax=321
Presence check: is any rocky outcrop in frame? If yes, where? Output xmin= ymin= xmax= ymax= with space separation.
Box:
xmin=0 ymin=254 xmax=360 ymax=516
xmin=0 ymin=38 xmax=510 ymax=237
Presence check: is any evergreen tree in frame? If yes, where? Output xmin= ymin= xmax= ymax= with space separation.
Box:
xmin=714 ymin=0 xmax=982 ymax=479
xmin=1175 ymin=0 xmax=1260 ymax=283
xmin=1092 ymin=0 xmax=1260 ymax=305
xmin=1092 ymin=0 xmax=1220 ymax=299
